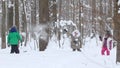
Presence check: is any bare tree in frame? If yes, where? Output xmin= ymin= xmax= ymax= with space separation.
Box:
xmin=113 ymin=0 xmax=120 ymax=63
xmin=30 ymin=0 xmax=36 ymax=38
xmin=39 ymin=0 xmax=49 ymax=51
xmin=14 ymin=0 xmax=19 ymax=30
xmin=1 ymin=0 xmax=6 ymax=49
xmin=31 ymin=0 xmax=36 ymax=25
xmin=39 ymin=0 xmax=49 ymax=23
xmin=19 ymin=0 xmax=28 ymax=46
xmin=7 ymin=0 xmax=13 ymax=29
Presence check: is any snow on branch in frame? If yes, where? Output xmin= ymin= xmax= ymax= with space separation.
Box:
xmin=118 ymin=0 xmax=120 ymax=13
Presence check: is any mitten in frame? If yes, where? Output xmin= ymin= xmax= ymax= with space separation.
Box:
xmin=8 ymin=44 xmax=10 ymax=47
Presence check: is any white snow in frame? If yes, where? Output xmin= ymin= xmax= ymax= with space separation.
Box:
xmin=118 ymin=0 xmax=120 ymax=13
xmin=0 ymin=34 xmax=120 ymax=68
xmin=118 ymin=8 xmax=120 ymax=14
xmin=118 ymin=0 xmax=120 ymax=6
xmin=0 ymin=10 xmax=2 ymax=13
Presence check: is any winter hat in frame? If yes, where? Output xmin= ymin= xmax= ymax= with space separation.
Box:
xmin=10 ymin=26 xmax=17 ymax=32
xmin=106 ymin=30 xmax=112 ymax=37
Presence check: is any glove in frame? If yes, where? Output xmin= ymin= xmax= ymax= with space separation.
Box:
xmin=21 ymin=42 xmax=23 ymax=46
xmin=109 ymin=47 xmax=112 ymax=50
xmin=8 ymin=44 xmax=10 ymax=47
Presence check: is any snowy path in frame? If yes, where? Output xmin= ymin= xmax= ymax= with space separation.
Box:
xmin=0 ymin=49 xmax=119 ymax=68
xmin=0 ymin=50 xmax=87 ymax=68
xmin=0 ymin=36 xmax=120 ymax=68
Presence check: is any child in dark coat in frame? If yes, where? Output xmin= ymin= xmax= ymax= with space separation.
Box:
xmin=7 ymin=26 xmax=22 ymax=54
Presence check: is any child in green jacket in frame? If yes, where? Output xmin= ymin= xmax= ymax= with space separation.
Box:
xmin=7 ymin=26 xmax=22 ymax=54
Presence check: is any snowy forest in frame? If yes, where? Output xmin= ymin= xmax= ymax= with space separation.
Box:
xmin=0 ymin=0 xmax=120 ymax=68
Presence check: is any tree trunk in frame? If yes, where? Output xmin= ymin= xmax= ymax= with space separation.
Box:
xmin=31 ymin=0 xmax=36 ymax=25
xmin=1 ymin=0 xmax=6 ymax=49
xmin=99 ymin=0 xmax=105 ymax=36
xmin=31 ymin=0 xmax=36 ymax=38
xmin=39 ymin=0 xmax=49 ymax=51
xmin=58 ymin=0 xmax=62 ymax=21
xmin=114 ymin=0 xmax=120 ymax=63
xmin=15 ymin=0 xmax=19 ymax=31
xmin=21 ymin=0 xmax=27 ymax=32
xmin=8 ymin=1 xmax=13 ymax=29
xmin=21 ymin=0 xmax=28 ymax=46
xmin=72 ymin=0 xmax=75 ymax=23
xmin=52 ymin=0 xmax=57 ymax=22
xmin=78 ymin=0 xmax=82 ymax=48
xmin=39 ymin=0 xmax=49 ymax=23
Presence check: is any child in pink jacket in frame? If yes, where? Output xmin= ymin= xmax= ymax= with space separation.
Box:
xmin=101 ymin=31 xmax=112 ymax=56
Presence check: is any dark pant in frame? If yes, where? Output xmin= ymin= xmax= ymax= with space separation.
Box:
xmin=11 ymin=45 xmax=19 ymax=54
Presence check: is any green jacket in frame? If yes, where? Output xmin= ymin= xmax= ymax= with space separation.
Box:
xmin=7 ymin=32 xmax=22 ymax=45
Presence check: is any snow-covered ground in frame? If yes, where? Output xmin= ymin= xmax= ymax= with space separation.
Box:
xmin=0 ymin=35 xmax=120 ymax=68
